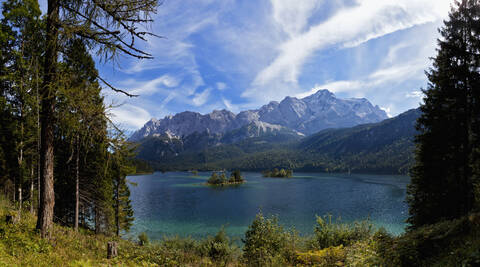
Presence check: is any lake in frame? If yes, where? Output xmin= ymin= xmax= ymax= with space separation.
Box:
xmin=126 ymin=172 xmax=410 ymax=241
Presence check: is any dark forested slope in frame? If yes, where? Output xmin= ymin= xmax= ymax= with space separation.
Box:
xmin=136 ymin=109 xmax=421 ymax=174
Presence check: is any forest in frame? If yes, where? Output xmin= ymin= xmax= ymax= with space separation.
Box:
xmin=0 ymin=0 xmax=479 ymax=266
xmin=0 ymin=0 xmax=157 ymax=238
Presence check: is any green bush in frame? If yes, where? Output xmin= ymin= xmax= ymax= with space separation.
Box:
xmin=243 ymin=213 xmax=298 ymax=266
xmin=296 ymin=245 xmax=346 ymax=266
xmin=200 ymin=227 xmax=238 ymax=265
xmin=312 ymin=215 xmax=374 ymax=249
xmin=138 ymin=232 xmax=149 ymax=246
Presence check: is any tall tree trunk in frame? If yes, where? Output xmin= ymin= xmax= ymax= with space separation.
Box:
xmin=36 ymin=60 xmax=41 ymax=211
xmin=74 ymin=135 xmax=79 ymax=232
xmin=18 ymin=187 xmax=22 ymax=219
xmin=115 ymin=179 xmax=119 ymax=237
xmin=18 ymin=118 xmax=23 ymax=203
xmin=36 ymin=0 xmax=59 ymax=238
xmin=30 ymin=165 xmax=34 ymax=214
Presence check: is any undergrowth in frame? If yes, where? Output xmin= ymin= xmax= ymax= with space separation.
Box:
xmin=0 ymin=198 xmax=478 ymax=266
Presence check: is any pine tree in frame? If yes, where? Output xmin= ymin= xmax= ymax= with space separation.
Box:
xmin=110 ymin=137 xmax=135 ymax=236
xmin=407 ymin=0 xmax=480 ymax=228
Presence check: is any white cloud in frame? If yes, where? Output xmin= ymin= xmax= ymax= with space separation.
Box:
xmin=192 ymin=88 xmax=212 ymax=106
xmin=297 ymin=57 xmax=426 ymax=98
xmin=271 ymin=0 xmax=322 ymax=37
xmin=216 ymin=82 xmax=227 ymax=91
xmin=124 ymin=75 xmax=180 ymax=95
xmin=243 ymin=0 xmax=451 ymax=101
xmin=380 ymin=106 xmax=393 ymax=118
xmin=222 ymin=97 xmax=242 ymax=113
xmin=109 ymin=104 xmax=151 ymax=129
xmin=406 ymin=91 xmax=423 ymax=98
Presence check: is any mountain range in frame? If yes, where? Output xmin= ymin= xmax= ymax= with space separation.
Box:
xmin=129 ymin=89 xmax=388 ymax=142
xmin=129 ymin=90 xmax=420 ymax=174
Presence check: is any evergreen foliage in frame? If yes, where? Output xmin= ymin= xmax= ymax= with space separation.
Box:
xmin=262 ymin=168 xmax=293 ymax=178
xmin=0 ymin=0 xmax=146 ymax=238
xmin=408 ymin=0 xmax=480 ymax=228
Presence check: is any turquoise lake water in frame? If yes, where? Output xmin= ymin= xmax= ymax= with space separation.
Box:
xmin=126 ymin=172 xmax=410 ymax=240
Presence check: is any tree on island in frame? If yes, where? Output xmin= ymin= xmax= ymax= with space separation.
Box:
xmin=207 ymin=170 xmax=244 ymax=185
xmin=408 ymin=0 xmax=480 ymax=228
xmin=229 ymin=170 xmax=244 ymax=183
xmin=262 ymin=168 xmax=293 ymax=178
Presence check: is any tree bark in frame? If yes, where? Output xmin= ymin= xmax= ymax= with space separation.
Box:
xmin=18 ymin=188 xmax=22 ymax=220
xmin=36 ymin=58 xmax=41 ymax=213
xmin=74 ymin=135 xmax=79 ymax=232
xmin=36 ymin=0 xmax=59 ymax=239
xmin=115 ymin=177 xmax=119 ymax=237
xmin=30 ymin=166 xmax=34 ymax=214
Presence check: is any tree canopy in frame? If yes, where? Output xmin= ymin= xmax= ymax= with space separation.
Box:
xmin=407 ymin=0 xmax=480 ymax=228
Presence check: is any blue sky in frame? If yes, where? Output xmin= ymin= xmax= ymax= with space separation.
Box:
xmin=37 ymin=0 xmax=453 ymax=130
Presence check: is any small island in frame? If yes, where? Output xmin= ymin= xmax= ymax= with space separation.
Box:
xmin=262 ymin=168 xmax=293 ymax=178
xmin=207 ymin=170 xmax=245 ymax=185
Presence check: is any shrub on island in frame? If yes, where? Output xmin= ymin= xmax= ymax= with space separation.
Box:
xmin=262 ymin=168 xmax=293 ymax=178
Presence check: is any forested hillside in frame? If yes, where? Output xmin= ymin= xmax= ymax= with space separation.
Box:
xmin=139 ymin=108 xmax=420 ymax=174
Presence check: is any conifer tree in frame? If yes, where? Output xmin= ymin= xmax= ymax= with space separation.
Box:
xmin=408 ymin=0 xmax=480 ymax=228
xmin=110 ymin=137 xmax=135 ymax=236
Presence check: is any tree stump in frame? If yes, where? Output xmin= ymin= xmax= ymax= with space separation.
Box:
xmin=5 ymin=215 xmax=13 ymax=224
xmin=107 ymin=242 xmax=118 ymax=259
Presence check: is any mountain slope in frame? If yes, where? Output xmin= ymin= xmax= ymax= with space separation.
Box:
xmin=298 ymin=108 xmax=420 ymax=154
xmin=142 ymin=109 xmax=420 ymax=174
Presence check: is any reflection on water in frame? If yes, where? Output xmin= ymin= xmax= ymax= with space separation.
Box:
xmin=126 ymin=172 xmax=410 ymax=240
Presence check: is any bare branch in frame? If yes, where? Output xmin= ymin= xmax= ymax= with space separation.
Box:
xmin=97 ymin=76 xmax=138 ymax=97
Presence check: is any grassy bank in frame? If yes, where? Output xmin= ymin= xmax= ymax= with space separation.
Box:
xmin=0 ymin=198 xmax=479 ymax=266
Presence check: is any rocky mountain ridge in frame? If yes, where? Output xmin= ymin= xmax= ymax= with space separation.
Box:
xmin=129 ymin=89 xmax=388 ymax=142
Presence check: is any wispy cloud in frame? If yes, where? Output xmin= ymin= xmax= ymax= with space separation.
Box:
xmin=296 ymin=58 xmax=427 ymax=98
xmin=243 ymin=0 xmax=451 ymax=101
xmin=109 ymin=104 xmax=152 ymax=130
xmin=192 ymin=88 xmax=212 ymax=107
xmin=406 ymin=91 xmax=423 ymax=99
xmin=216 ymin=82 xmax=227 ymax=91
xmin=121 ymin=75 xmax=179 ymax=96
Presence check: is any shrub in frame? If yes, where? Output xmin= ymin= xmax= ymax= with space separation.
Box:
xmin=312 ymin=215 xmax=374 ymax=249
xmin=243 ymin=213 xmax=298 ymax=266
xmin=344 ymin=229 xmax=392 ymax=267
xmin=296 ymin=245 xmax=346 ymax=266
xmin=199 ymin=227 xmax=238 ymax=265
xmin=138 ymin=232 xmax=149 ymax=246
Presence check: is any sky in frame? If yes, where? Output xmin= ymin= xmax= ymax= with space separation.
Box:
xmin=37 ymin=0 xmax=454 ymax=130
